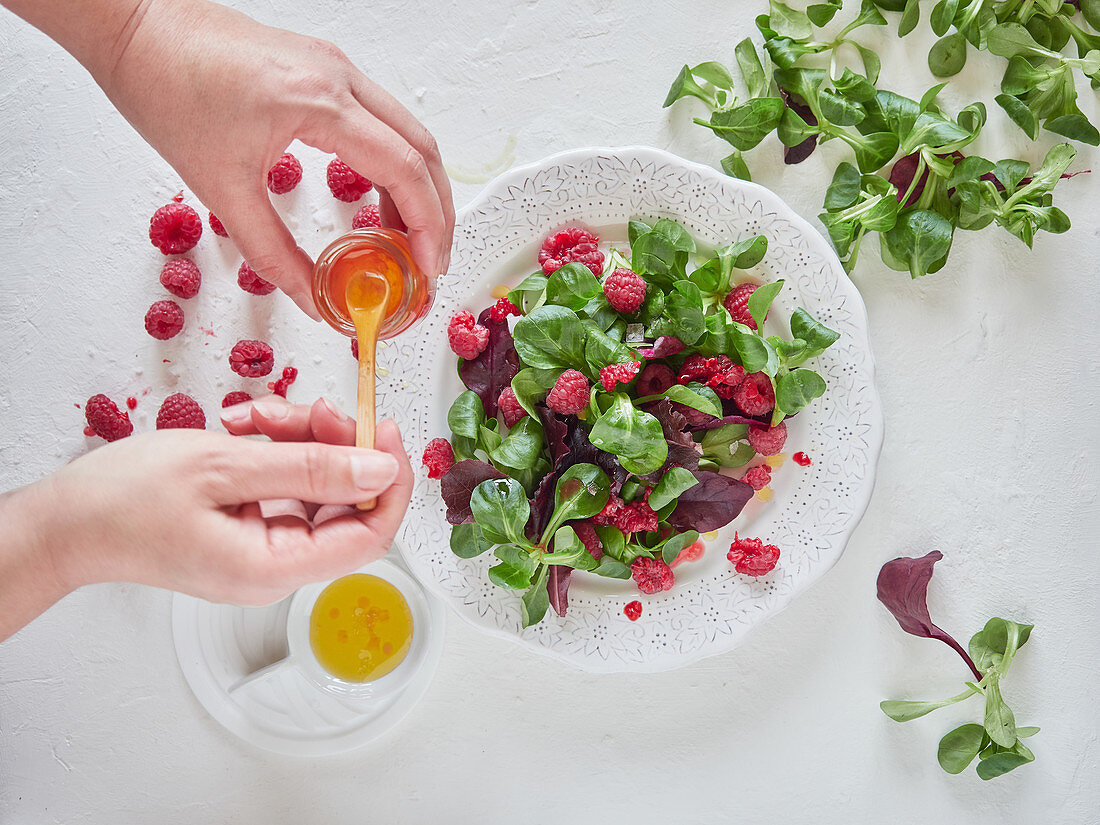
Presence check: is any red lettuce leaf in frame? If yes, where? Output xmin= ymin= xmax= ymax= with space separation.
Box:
xmin=780 ymin=88 xmax=818 ymax=165
xmin=637 ymin=336 xmax=685 ymax=359
xmin=876 ymin=551 xmax=982 ymax=680
xmin=665 ymin=469 xmax=753 ymax=533
xmin=646 ymin=399 xmax=694 ymax=447
xmin=440 ymin=459 xmax=506 ymax=525
xmin=547 ymin=565 xmax=572 ymax=617
xmin=459 ymin=308 xmax=519 ymax=417
xmin=688 ymin=413 xmax=762 ymax=432
xmin=536 ymin=406 xmax=570 ymax=464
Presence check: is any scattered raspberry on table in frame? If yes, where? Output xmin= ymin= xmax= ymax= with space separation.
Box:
xmin=447 ymin=311 xmax=489 ymax=360
xmin=326 ymin=158 xmax=373 ymax=202
xmin=538 ymin=227 xmax=604 ymax=276
xmin=546 ymin=369 xmax=590 ymax=415
xmin=84 ymin=394 xmax=133 ymax=442
xmin=144 ymin=300 xmax=185 ymax=340
xmin=237 ymin=261 xmax=276 ymax=296
xmin=603 ymin=267 xmax=647 ymax=312
xmin=422 ymin=438 xmax=455 ymax=479
xmin=159 ymin=258 xmax=202 ymax=299
xmin=208 ymin=212 xmax=228 ymax=238
xmin=148 ymin=202 xmax=202 ymax=255
xmin=268 ymin=366 xmax=298 ymax=398
xmin=352 ymin=203 xmax=381 ymax=229
xmin=229 ymin=339 xmax=275 ymax=378
xmin=724 ymin=282 xmax=761 ymax=329
xmin=726 ymin=533 xmax=780 ymax=577
xmin=156 ymin=393 xmax=206 ymax=430
xmin=266 ymin=152 xmax=302 ymax=194
xmin=631 ymin=556 xmax=675 ymax=594
xmin=221 ymin=391 xmax=252 ymax=408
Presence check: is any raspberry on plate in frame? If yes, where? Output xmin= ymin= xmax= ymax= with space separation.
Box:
xmin=742 ymin=464 xmax=773 ymax=491
xmin=747 ymin=421 xmax=787 ymax=456
xmin=237 ymin=261 xmax=276 ymax=296
xmin=603 ymin=268 xmax=647 ymax=313
xmin=144 ymin=300 xmax=185 ymax=340
xmin=326 ymin=158 xmax=373 ymax=202
xmin=352 ymin=203 xmax=382 ymax=229
xmin=447 ymin=311 xmax=490 ymax=360
xmin=221 ymin=391 xmax=253 ymax=408
xmin=422 ymin=438 xmax=455 ymax=479
xmin=229 ymin=339 xmax=275 ymax=378
xmin=156 ymin=393 xmax=206 ymax=430
xmin=208 ymin=212 xmax=228 ymax=237
xmin=538 ymin=227 xmax=604 ymax=276
xmin=149 ymin=202 xmax=203 ymax=255
xmin=267 ymin=152 xmax=303 ymax=194
xmin=631 ymin=556 xmax=675 ymax=594
xmin=612 ymin=497 xmax=659 ymax=535
xmin=724 ymin=282 xmax=761 ymax=329
xmin=636 ymin=363 xmax=676 ymax=396
xmin=733 ymin=372 xmax=775 ymax=415
xmin=546 ymin=369 xmax=590 ymax=415
xmin=159 ymin=258 xmax=202 ymax=299
xmin=84 ymin=394 xmax=133 ymax=442
xmin=727 ymin=532 xmax=780 ymax=576
xmin=599 ymin=360 xmax=641 ymax=392
xmin=489 ymin=297 xmax=521 ymax=324
xmin=498 ymin=386 xmax=527 ymax=428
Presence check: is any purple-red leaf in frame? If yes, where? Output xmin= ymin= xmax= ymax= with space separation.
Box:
xmin=688 ymin=413 xmax=761 ymax=432
xmin=440 ymin=459 xmax=506 ymax=525
xmin=665 ymin=469 xmax=753 ymax=533
xmin=780 ymin=88 xmax=819 ymax=165
xmin=537 ymin=406 xmax=570 ymax=463
xmin=876 ymin=551 xmax=982 ymax=680
xmin=547 ymin=565 xmax=572 ymax=617
xmin=646 ymin=399 xmax=694 ymax=446
xmin=459 ymin=308 xmax=519 ymax=417
xmin=637 ymin=336 xmax=685 ymax=359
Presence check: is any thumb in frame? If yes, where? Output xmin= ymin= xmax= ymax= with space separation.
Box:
xmin=203 ymin=437 xmax=400 ymax=506
xmin=216 ymin=186 xmax=322 ymax=321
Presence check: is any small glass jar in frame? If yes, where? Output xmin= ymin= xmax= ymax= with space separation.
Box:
xmin=311 ymin=227 xmax=433 ymax=340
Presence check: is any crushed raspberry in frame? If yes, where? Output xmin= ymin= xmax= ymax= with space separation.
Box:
xmin=422 ymin=438 xmax=455 ymax=479
xmin=352 ymin=203 xmax=382 ymax=229
xmin=636 ymin=363 xmax=676 ymax=396
xmin=83 ymin=425 xmax=97 ymax=437
xmin=489 ymin=297 xmax=521 ymax=324
xmin=84 ymin=394 xmax=133 ymax=442
xmin=229 ymin=339 xmax=275 ymax=378
xmin=221 ymin=391 xmax=252 ymax=408
xmin=237 ymin=261 xmax=276 ymax=296
xmin=351 ymin=338 xmax=359 ymax=359
xmin=126 ymin=396 xmax=138 ymax=410
xmin=599 ymin=360 xmax=641 ymax=392
xmin=592 ymin=494 xmax=624 ymax=527
xmin=159 ymin=258 xmax=202 ymax=299
xmin=747 ymin=421 xmax=787 ymax=456
xmin=208 ymin=212 xmax=228 ymax=237
xmin=733 ymin=372 xmax=775 ymax=415
xmin=631 ymin=556 xmax=675 ymax=594
xmin=326 ymin=158 xmax=373 ymax=202
xmin=144 ymin=300 xmax=185 ymax=340
xmin=172 ymin=191 xmax=184 ymax=203
xmin=603 ymin=268 xmax=647 ymax=312
xmin=538 ymin=227 xmax=604 ymax=276
xmin=447 ymin=311 xmax=490 ymax=360
xmin=678 ymin=354 xmax=713 ymax=384
xmin=266 ymin=152 xmax=302 ymax=194
xmin=546 ymin=369 xmax=590 ymax=415
xmin=156 ymin=393 xmax=206 ymax=430
xmin=727 ymin=532 xmax=780 ymax=576
xmin=707 ymin=363 xmax=746 ymax=399
xmin=572 ymin=522 xmax=603 ymax=561
xmin=624 ymin=600 xmax=643 ymax=621
xmin=793 ymin=451 xmax=812 ymax=467
xmin=149 ymin=202 xmax=202 ymax=255
xmin=610 ymin=494 xmax=659 ymax=535
xmin=671 ymin=538 xmax=706 ymax=568
xmin=498 ymin=386 xmax=527 ymax=428
xmin=742 ymin=464 xmax=773 ymax=491
xmin=268 ymin=365 xmax=298 ymax=398
xmin=724 ymin=283 xmax=760 ymax=329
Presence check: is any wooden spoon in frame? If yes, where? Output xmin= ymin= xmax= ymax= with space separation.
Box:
xmin=345 ymin=271 xmax=391 ymax=511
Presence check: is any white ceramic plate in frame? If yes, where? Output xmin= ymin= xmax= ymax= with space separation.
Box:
xmin=386 ymin=146 xmax=883 ymax=673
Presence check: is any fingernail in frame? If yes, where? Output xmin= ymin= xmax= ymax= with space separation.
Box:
xmin=252 ymin=399 xmax=290 ymax=420
xmin=220 ymin=404 xmax=252 ymax=425
xmin=321 ymin=397 xmax=347 ymax=419
xmin=349 ymin=451 xmax=399 ymax=490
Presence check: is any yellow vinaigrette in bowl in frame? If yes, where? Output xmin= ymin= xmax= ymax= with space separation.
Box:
xmin=308 ymin=574 xmax=414 ymax=682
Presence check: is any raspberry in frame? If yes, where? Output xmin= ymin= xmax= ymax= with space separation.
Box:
xmin=671 ymin=538 xmax=706 ymax=568
xmin=208 ymin=212 xmax=228 ymax=237
xmin=126 ymin=396 xmax=138 ymax=410
xmin=237 ymin=261 xmax=276 ymax=296
xmin=422 ymin=438 xmax=454 ymax=479
xmin=724 ymin=283 xmax=760 ymax=329
xmin=221 ymin=391 xmax=252 ymax=408
xmin=546 ymin=369 xmax=590 ymax=415
xmin=573 ymin=522 xmax=603 ymax=561
xmin=677 ymin=354 xmax=713 ymax=384
xmin=603 ymin=268 xmax=647 ymax=312
xmin=613 ymin=497 xmax=659 ymax=535
xmin=149 ymin=202 xmax=203 ymax=255
xmin=624 ymin=600 xmax=643 ymax=621
xmin=489 ymin=297 xmax=521 ymax=324
xmin=229 ymin=339 xmax=275 ymax=377
xmin=538 ymin=227 xmax=604 ymax=276
xmin=447 ymin=311 xmax=490 ymax=360
xmin=733 ymin=372 xmax=775 ymax=416
xmin=326 ymin=158 xmax=373 ymax=202
xmin=351 ymin=338 xmax=359 ymax=359
xmin=706 ymin=358 xmax=746 ymax=396
xmin=599 ymin=360 xmax=641 ymax=393
xmin=267 ymin=365 xmax=298 ymax=398
xmin=83 ymin=425 xmax=97 ymax=437
xmin=636 ymin=363 xmax=675 ymax=396
xmin=156 ymin=393 xmax=206 ymax=430
xmin=793 ymin=451 xmax=812 ymax=467
xmin=631 ymin=556 xmax=675 ymax=594
xmin=159 ymin=258 xmax=202 ymax=299
xmin=144 ymin=300 xmax=185 ymax=340
xmin=742 ymin=464 xmax=773 ymax=491
xmin=352 ymin=203 xmax=382 ymax=229
xmin=498 ymin=386 xmax=527 ymax=428
xmin=726 ymin=532 xmax=781 ymax=576
xmin=747 ymin=421 xmax=787 ymax=456
xmin=592 ymin=494 xmax=624 ymax=527
xmin=266 ymin=152 xmax=302 ymax=194
xmin=84 ymin=394 xmax=133 ymax=442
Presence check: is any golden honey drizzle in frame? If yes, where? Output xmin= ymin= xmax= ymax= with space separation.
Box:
xmin=345 ymin=271 xmax=391 ymax=511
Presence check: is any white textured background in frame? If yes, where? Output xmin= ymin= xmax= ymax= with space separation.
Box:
xmin=1 ymin=1 xmax=1098 ymax=822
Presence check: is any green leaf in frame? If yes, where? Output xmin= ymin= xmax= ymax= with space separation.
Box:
xmin=819 ymin=90 xmax=866 ymax=126
xmin=661 ymin=530 xmax=701 ymax=565
xmin=929 ymin=32 xmax=968 ymax=77
xmin=747 ymin=280 xmax=783 ymax=330
xmin=652 ymin=219 xmax=697 ymax=253
xmin=664 ymin=65 xmax=715 ymax=108
xmin=692 ymin=61 xmax=734 ymax=90
xmin=1016 ymin=726 xmax=1040 ymax=738
xmin=511 ymin=368 xmax=559 ymax=419
xmin=790 ymin=308 xmax=840 ymax=352
xmin=732 ymin=325 xmax=780 ymax=376
xmin=545 ymin=262 xmax=601 ymax=309
xmin=852 ymin=132 xmax=899 ymax=173
xmin=947 ymin=155 xmax=996 ymax=189
xmin=883 ymin=209 xmax=953 ymax=278
xmin=628 ymin=220 xmax=651 ymax=248
xmin=649 ymin=467 xmax=701 ymax=511
xmin=489 ymin=545 xmax=537 ymax=590
xmin=833 ymin=69 xmax=877 ymax=103
xmin=447 ymin=390 xmax=486 ymax=439
xmin=644 ymin=384 xmax=722 ymax=418
xmin=512 ymin=305 xmax=586 ymax=368
xmin=490 ymin=416 xmax=545 ymax=471
xmin=898 ymin=0 xmax=920 ymax=36
xmin=508 ymin=272 xmax=548 ymax=313
xmin=976 ymin=751 xmax=1033 ymax=780
xmin=807 ymin=0 xmax=842 ymax=26
xmin=776 ymin=369 xmax=827 ymax=416
xmin=701 ymin=97 xmax=786 ymax=150
xmin=585 ymin=327 xmax=637 ymax=382
xmin=731 ymin=235 xmax=769 ymax=269
xmin=824 ymin=162 xmax=861 ymax=210
xmin=880 ymin=686 xmax=979 ymax=721
xmin=470 ymin=478 xmax=531 ymax=546
xmin=855 ymin=43 xmax=881 ymax=84
xmin=520 ymin=566 xmax=550 ymax=626
xmin=735 ymin=38 xmax=767 ymax=99
xmin=968 ymin=617 xmax=1034 ymax=675
xmin=983 ymin=675 xmax=1018 ymax=747
xmin=778 ymin=106 xmax=817 ymax=147
xmin=541 ymin=526 xmax=599 ymax=570
xmin=937 ymin=724 xmax=987 ymax=775
xmin=929 ymin=0 xmax=959 ymax=37
xmin=593 ymin=557 xmax=632 ymax=579
xmin=478 ymin=422 xmax=502 ymax=455
xmin=593 ymin=525 xmax=626 ymax=562
xmin=721 ymin=151 xmax=753 ymax=181
xmin=1045 ymin=114 xmax=1100 ymax=145
xmin=988 ymin=23 xmax=1045 ymax=59
xmin=449 ymin=522 xmax=494 ymax=559
xmin=769 ymin=0 xmax=814 ymax=39
xmin=588 ymin=394 xmax=668 ymax=475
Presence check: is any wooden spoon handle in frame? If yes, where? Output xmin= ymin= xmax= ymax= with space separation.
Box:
xmin=355 ymin=337 xmax=378 ymax=512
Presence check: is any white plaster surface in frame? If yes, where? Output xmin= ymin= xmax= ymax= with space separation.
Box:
xmin=1 ymin=1 xmax=1098 ymax=822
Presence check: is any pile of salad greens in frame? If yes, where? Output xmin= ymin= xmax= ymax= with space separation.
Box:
xmin=664 ymin=0 xmax=1093 ymax=277
xmin=434 ymin=219 xmax=839 ymax=627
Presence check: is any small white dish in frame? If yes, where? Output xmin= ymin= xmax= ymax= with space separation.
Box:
xmin=172 ymin=550 xmax=445 ymax=757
